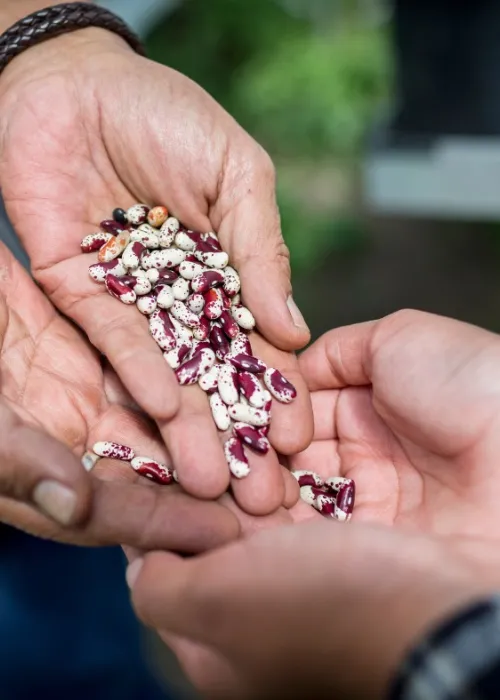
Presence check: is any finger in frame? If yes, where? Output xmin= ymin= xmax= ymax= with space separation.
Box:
xmin=299 ymin=320 xmax=378 ymax=391
xmin=219 ymin=492 xmax=292 ymax=536
xmin=282 ymin=466 xmax=300 ymax=509
xmin=230 ymin=446 xmax=284 ymax=516
xmin=43 ymin=255 xmax=180 ymax=423
xmin=0 ymin=401 xmax=91 ymax=527
xmin=0 ymin=478 xmax=240 ymax=550
xmin=162 ymin=385 xmax=230 ymax=500
xmin=252 ymin=335 xmax=314 ymax=455
xmin=217 ymin=154 xmax=310 ymax=352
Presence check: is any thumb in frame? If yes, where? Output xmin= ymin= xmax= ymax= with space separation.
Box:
xmin=218 ymin=153 xmax=310 ymax=352
xmin=0 ymin=401 xmax=92 ymax=527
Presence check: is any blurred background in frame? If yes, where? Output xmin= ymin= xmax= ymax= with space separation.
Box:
xmin=104 ymin=0 xmax=500 ymax=344
xmin=3 ymin=2 xmax=498 ymax=700
xmin=102 ymin=0 xmax=500 ymax=695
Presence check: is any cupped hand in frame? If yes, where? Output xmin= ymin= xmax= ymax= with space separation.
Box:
xmin=0 ymin=28 xmax=312 ymax=511
xmin=291 ymin=309 xmax=500 ymax=536
xmin=0 ymin=240 xmax=239 ymax=550
xmin=137 ymin=309 xmax=500 ymax=695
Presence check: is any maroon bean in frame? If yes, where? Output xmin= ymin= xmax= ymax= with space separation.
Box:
xmin=81 ymin=232 xmax=113 ymax=253
xmin=105 ymin=274 xmax=137 ymax=304
xmin=191 ymin=270 xmax=225 ymax=294
xmin=175 ymin=348 xmax=216 ymax=385
xmin=264 ymin=368 xmax=297 ymax=403
xmin=204 ymin=288 xmax=224 ymax=320
xmin=209 ymin=323 xmax=230 ymax=361
xmin=193 ymin=315 xmax=210 ymax=341
xmin=219 ymin=310 xmax=240 ymax=339
xmin=196 ymin=237 xmax=221 ymax=253
xmin=233 ymin=422 xmax=270 ymax=454
xmin=228 ymin=353 xmax=266 ymax=374
xmin=131 ymin=456 xmax=174 ymax=485
xmin=100 ymin=219 xmax=126 ymax=235
xmin=88 ymin=258 xmax=126 ymax=283
xmin=237 ymin=371 xmax=267 ymax=407
xmin=156 ymin=269 xmax=179 ymax=284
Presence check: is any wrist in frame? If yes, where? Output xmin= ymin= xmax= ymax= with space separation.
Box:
xmin=0 ymin=1 xmax=94 ymax=33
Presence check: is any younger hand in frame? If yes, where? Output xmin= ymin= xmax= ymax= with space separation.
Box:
xmin=130 ymin=520 xmax=500 ymax=699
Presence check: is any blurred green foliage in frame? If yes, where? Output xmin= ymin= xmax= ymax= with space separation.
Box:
xmin=146 ymin=0 xmax=390 ymax=271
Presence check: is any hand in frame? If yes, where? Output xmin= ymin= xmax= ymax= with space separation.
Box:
xmin=0 ymin=240 xmax=239 ymax=550
xmin=291 ymin=309 xmax=500 ymax=535
xmin=129 ymin=309 xmax=500 ymax=696
xmin=0 ymin=28 xmax=313 ymax=512
xmin=129 ymin=520 xmax=500 ymax=699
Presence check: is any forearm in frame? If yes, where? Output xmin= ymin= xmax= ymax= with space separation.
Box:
xmin=0 ymin=1 xmax=94 ymax=33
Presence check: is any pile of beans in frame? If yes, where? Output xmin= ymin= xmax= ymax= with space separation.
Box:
xmin=80 ymin=203 xmax=355 ymax=520
xmin=291 ymin=471 xmax=355 ymax=521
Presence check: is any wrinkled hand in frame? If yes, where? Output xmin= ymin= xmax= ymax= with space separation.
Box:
xmin=0 ymin=241 xmax=239 ymax=550
xmin=130 ymin=309 xmax=500 ymax=696
xmin=0 ymin=28 xmax=312 ymax=512
xmin=291 ymin=309 xmax=500 ymax=535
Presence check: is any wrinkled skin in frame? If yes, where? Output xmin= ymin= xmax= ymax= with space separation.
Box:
xmin=130 ymin=310 xmax=500 ymax=697
xmin=0 ymin=28 xmax=313 ymax=514
xmin=0 ymin=240 xmax=239 ymax=551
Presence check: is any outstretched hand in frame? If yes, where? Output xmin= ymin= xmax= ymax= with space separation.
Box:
xmin=0 ymin=27 xmax=312 ymax=512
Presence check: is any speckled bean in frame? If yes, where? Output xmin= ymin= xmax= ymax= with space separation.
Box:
xmin=93 ymin=441 xmax=135 ymax=461
xmin=224 ymin=437 xmax=249 ymax=479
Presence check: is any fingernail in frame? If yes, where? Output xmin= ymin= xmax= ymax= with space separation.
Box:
xmin=287 ymin=295 xmax=309 ymax=331
xmin=32 ymin=480 xmax=77 ymax=526
xmin=126 ymin=558 xmax=144 ymax=589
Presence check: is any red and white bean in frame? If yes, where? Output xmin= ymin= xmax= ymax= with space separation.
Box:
xmin=80 ymin=205 xmax=331 ymax=496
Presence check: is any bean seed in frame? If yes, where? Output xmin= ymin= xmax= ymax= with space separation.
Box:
xmin=112 ymin=207 xmax=128 ymax=225
xmin=218 ymin=364 xmax=239 ymax=406
xmin=203 ymin=288 xmax=224 ymax=320
xmin=264 ymin=368 xmax=297 ymax=403
xmin=198 ymin=364 xmax=220 ymax=393
xmin=81 ymin=232 xmax=113 ymax=253
xmin=127 ymin=204 xmax=149 ymax=225
xmin=172 ymin=277 xmax=190 ymax=301
xmin=81 ymin=451 xmax=100 ymax=472
xmin=136 ymin=294 xmax=157 ymax=315
xmin=93 ymin=441 xmax=135 ymax=461
xmin=175 ymin=347 xmax=216 ymax=385
xmin=224 ymin=437 xmax=250 ymax=479
xmin=147 ymin=206 xmax=169 ymax=228
xmin=231 ymin=304 xmax=255 ymax=330
xmin=131 ymin=456 xmax=174 ymax=485
xmin=210 ymin=392 xmax=231 ymax=431
xmin=237 ymin=371 xmax=267 ymax=408
xmin=98 ymin=230 xmax=130 ymax=262
xmin=156 ymin=284 xmax=175 ymax=309
xmin=233 ymin=422 xmax=270 ymax=454
xmin=228 ymin=353 xmax=266 ymax=374
xmin=105 ymin=274 xmax=136 ymax=304
xmin=228 ymin=402 xmax=270 ymax=427
xmin=223 ymin=266 xmax=241 ymax=297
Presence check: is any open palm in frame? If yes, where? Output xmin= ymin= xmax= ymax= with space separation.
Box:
xmin=0 ymin=240 xmax=238 ymax=550
xmin=0 ymin=29 xmax=312 ymax=513
xmin=292 ymin=309 xmax=500 ymax=538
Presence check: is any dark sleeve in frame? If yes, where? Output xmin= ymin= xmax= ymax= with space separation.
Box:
xmin=388 ymin=597 xmax=500 ymax=700
xmin=0 ymin=194 xmax=30 ymax=270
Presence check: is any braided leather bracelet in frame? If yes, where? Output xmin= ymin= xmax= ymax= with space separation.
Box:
xmin=0 ymin=2 xmax=146 ymax=75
